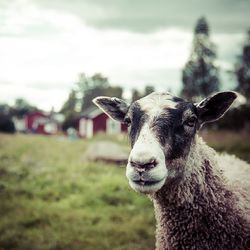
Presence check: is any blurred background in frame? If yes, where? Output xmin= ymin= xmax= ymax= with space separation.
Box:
xmin=0 ymin=0 xmax=250 ymax=249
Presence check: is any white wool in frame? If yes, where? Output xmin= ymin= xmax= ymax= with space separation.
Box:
xmin=137 ymin=92 xmax=177 ymax=118
xmin=174 ymin=135 xmax=250 ymax=204
xmin=218 ymin=153 xmax=250 ymax=186
xmin=126 ymin=123 xmax=168 ymax=193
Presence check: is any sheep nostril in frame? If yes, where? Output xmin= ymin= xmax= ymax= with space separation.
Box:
xmin=130 ymin=158 xmax=157 ymax=170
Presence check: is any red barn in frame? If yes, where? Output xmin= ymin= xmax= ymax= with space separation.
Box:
xmin=25 ymin=111 xmax=58 ymax=135
xmin=78 ymin=107 xmax=127 ymax=138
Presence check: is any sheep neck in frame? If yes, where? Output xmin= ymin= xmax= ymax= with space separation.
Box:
xmin=150 ymin=136 xmax=249 ymax=249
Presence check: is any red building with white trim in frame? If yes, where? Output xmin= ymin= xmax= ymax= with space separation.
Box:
xmin=78 ymin=107 xmax=127 ymax=138
xmin=25 ymin=111 xmax=58 ymax=135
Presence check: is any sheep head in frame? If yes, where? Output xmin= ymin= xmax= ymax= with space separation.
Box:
xmin=93 ymin=91 xmax=237 ymax=194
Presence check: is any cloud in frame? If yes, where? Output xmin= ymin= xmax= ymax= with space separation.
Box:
xmin=0 ymin=0 xmax=86 ymax=38
xmin=32 ymin=0 xmax=250 ymax=33
xmin=0 ymin=82 xmax=68 ymax=110
xmin=0 ymin=0 xmax=248 ymax=111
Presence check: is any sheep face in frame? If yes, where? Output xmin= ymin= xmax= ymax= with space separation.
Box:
xmin=124 ymin=92 xmax=198 ymax=194
xmin=93 ymin=91 xmax=237 ymax=194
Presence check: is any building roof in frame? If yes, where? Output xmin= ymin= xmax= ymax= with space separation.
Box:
xmin=80 ymin=105 xmax=104 ymax=119
xmin=26 ymin=111 xmax=59 ymax=123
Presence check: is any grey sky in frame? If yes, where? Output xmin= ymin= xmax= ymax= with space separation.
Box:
xmin=0 ymin=0 xmax=249 ymax=110
xmin=33 ymin=0 xmax=250 ymax=33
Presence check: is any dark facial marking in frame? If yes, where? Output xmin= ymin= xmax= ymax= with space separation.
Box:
xmin=172 ymin=96 xmax=184 ymax=103
xmin=127 ymin=102 xmax=148 ymax=147
xmin=151 ymin=102 xmax=198 ymax=160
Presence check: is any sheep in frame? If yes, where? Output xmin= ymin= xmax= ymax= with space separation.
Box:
xmin=93 ymin=91 xmax=250 ymax=250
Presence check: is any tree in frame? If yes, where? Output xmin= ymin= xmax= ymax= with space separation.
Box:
xmin=60 ymin=90 xmax=79 ymax=131
xmin=76 ymin=73 xmax=123 ymax=111
xmin=0 ymin=114 xmax=15 ymax=133
xmin=235 ymin=29 xmax=250 ymax=99
xmin=60 ymin=90 xmax=78 ymax=114
xmin=10 ymin=98 xmax=37 ymax=118
xmin=0 ymin=104 xmax=10 ymax=115
xmin=131 ymin=85 xmax=155 ymax=102
xmin=131 ymin=89 xmax=141 ymax=102
xmin=144 ymin=85 xmax=155 ymax=96
xmin=182 ymin=17 xmax=220 ymax=101
xmin=60 ymin=73 xmax=123 ymax=131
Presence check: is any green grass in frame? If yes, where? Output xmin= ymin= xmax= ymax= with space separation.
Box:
xmin=0 ymin=131 xmax=250 ymax=250
xmin=200 ymin=130 xmax=250 ymax=163
xmin=0 ymin=134 xmax=154 ymax=250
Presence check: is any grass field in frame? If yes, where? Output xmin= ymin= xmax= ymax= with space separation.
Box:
xmin=0 ymin=131 xmax=250 ymax=250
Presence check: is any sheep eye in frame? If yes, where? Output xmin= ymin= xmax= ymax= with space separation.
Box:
xmin=124 ymin=117 xmax=131 ymax=126
xmin=184 ymin=117 xmax=196 ymax=127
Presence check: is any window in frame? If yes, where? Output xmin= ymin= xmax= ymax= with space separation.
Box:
xmin=79 ymin=118 xmax=93 ymax=138
xmin=79 ymin=118 xmax=86 ymax=137
xmin=107 ymin=118 xmax=121 ymax=134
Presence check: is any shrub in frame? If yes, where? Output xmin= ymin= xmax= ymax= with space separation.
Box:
xmin=0 ymin=114 xmax=16 ymax=133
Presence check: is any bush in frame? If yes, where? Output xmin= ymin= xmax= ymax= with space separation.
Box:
xmin=214 ymin=104 xmax=250 ymax=130
xmin=0 ymin=114 xmax=16 ymax=133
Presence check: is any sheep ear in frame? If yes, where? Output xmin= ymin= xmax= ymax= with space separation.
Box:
xmin=93 ymin=96 xmax=129 ymax=122
xmin=195 ymin=91 xmax=237 ymax=125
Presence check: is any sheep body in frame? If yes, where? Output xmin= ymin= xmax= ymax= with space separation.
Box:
xmin=93 ymin=91 xmax=250 ymax=249
xmin=151 ymin=135 xmax=250 ymax=250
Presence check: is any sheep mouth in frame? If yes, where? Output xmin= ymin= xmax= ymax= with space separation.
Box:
xmin=133 ymin=179 xmax=162 ymax=186
xmin=129 ymin=177 xmax=167 ymax=193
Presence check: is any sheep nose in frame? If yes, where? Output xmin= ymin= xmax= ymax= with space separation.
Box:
xmin=130 ymin=158 xmax=157 ymax=171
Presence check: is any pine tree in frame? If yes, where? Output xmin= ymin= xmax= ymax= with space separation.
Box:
xmin=182 ymin=17 xmax=220 ymax=101
xmin=235 ymin=29 xmax=250 ymax=99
